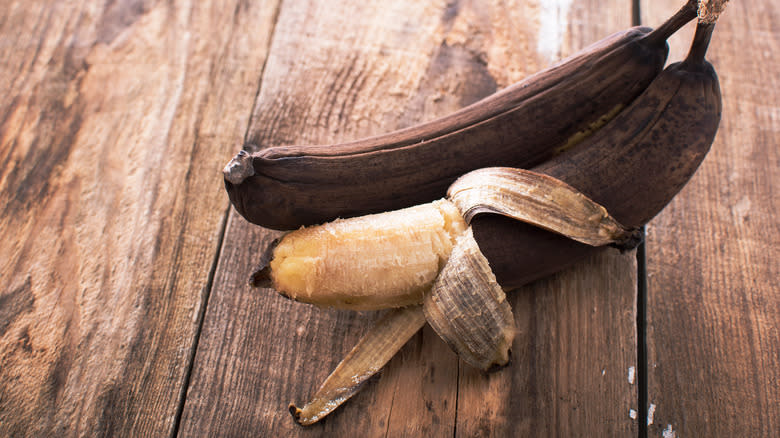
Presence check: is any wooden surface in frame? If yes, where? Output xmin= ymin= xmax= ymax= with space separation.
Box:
xmin=0 ymin=1 xmax=776 ymax=437
xmin=641 ymin=1 xmax=780 ymax=436
xmin=0 ymin=0 xmax=280 ymax=436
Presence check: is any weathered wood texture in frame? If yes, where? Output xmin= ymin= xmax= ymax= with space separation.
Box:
xmin=458 ymin=249 xmax=639 ymax=437
xmin=642 ymin=1 xmax=780 ymax=436
xmin=0 ymin=1 xmax=279 ymax=436
xmin=181 ymin=0 xmax=638 ymax=436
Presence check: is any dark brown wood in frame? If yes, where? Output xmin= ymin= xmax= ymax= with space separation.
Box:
xmin=0 ymin=1 xmax=280 ymax=436
xmin=642 ymin=1 xmax=780 ymax=436
xmin=183 ymin=0 xmax=640 ymax=436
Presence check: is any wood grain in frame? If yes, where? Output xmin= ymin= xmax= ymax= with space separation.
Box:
xmin=182 ymin=0 xmax=639 ymax=436
xmin=0 ymin=1 xmax=279 ymax=436
xmin=642 ymin=1 xmax=780 ymax=436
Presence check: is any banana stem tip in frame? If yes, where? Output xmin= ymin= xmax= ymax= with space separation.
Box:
xmin=224 ymin=150 xmax=255 ymax=185
xmin=289 ymin=404 xmax=306 ymax=425
xmin=698 ymin=0 xmax=729 ymax=24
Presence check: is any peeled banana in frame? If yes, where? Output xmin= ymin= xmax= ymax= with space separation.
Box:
xmin=239 ymin=0 xmax=729 ymax=427
xmin=279 ymin=166 xmax=641 ymax=425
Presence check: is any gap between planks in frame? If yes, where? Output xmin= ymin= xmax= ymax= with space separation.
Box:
xmin=172 ymin=207 xmax=230 ymax=438
xmin=171 ymin=2 xmax=285 ymax=437
xmin=632 ymin=1 xmax=650 ymax=436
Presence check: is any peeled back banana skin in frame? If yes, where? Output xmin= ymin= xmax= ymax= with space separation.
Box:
xmin=223 ymin=2 xmax=699 ymax=231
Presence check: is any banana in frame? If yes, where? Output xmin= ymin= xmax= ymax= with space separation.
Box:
xmin=281 ymin=168 xmax=640 ymax=424
xmin=255 ymin=17 xmax=721 ymax=312
xmin=272 ymin=7 xmax=726 ymax=424
xmin=223 ymin=1 xmax=699 ymax=230
xmin=477 ymin=19 xmax=722 ymax=291
xmin=254 ymin=199 xmax=466 ymax=310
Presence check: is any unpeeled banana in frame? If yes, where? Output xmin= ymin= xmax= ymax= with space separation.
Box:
xmin=224 ymin=1 xmax=699 ymax=230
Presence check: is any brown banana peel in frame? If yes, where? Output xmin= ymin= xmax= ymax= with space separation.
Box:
xmin=224 ymin=1 xmax=700 ymax=230
xmin=290 ymin=306 xmax=426 ymax=426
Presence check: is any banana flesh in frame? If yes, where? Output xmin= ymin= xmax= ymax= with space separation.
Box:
xmin=254 ymin=199 xmax=466 ymax=310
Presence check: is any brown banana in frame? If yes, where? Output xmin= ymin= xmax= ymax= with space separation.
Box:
xmin=256 ymin=17 xmax=722 ymax=311
xmin=268 ymin=9 xmax=725 ymax=424
xmin=224 ymin=1 xmax=699 ymax=230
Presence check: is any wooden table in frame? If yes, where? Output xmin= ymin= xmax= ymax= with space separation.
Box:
xmin=1 ymin=1 xmax=777 ymax=436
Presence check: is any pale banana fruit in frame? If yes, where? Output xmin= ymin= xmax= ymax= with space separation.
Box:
xmin=255 ymin=168 xmax=640 ymax=425
xmin=253 ymin=199 xmax=466 ymax=310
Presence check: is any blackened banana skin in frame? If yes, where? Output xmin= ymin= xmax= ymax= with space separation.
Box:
xmin=475 ymin=22 xmax=722 ymax=290
xmin=225 ymin=2 xmax=699 ymax=230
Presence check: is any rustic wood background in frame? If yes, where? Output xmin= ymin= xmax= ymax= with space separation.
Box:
xmin=1 ymin=0 xmax=777 ymax=436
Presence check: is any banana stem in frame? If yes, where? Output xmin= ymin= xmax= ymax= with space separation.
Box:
xmin=684 ymin=21 xmax=716 ymax=66
xmin=683 ymin=0 xmax=730 ymax=67
xmin=643 ymin=0 xmax=699 ymax=46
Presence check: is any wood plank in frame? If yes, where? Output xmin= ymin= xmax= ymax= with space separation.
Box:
xmin=0 ymin=1 xmax=279 ymax=436
xmin=184 ymin=0 xmax=641 ymax=436
xmin=641 ymin=1 xmax=780 ymax=436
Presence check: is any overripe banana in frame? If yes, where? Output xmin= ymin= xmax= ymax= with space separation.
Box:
xmin=256 ymin=17 xmax=721 ymax=311
xmin=224 ymin=1 xmax=699 ymax=230
xmin=286 ymin=168 xmax=640 ymax=424
xmin=270 ymin=5 xmax=726 ymax=424
xmin=476 ymin=17 xmax=722 ymax=291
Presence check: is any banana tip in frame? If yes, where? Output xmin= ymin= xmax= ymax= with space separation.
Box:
xmin=223 ymin=150 xmax=255 ymax=185
xmin=249 ymin=236 xmax=282 ymax=288
xmin=611 ymin=228 xmax=645 ymax=252
xmin=249 ymin=266 xmax=272 ymax=288
xmin=289 ymin=403 xmax=310 ymax=426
